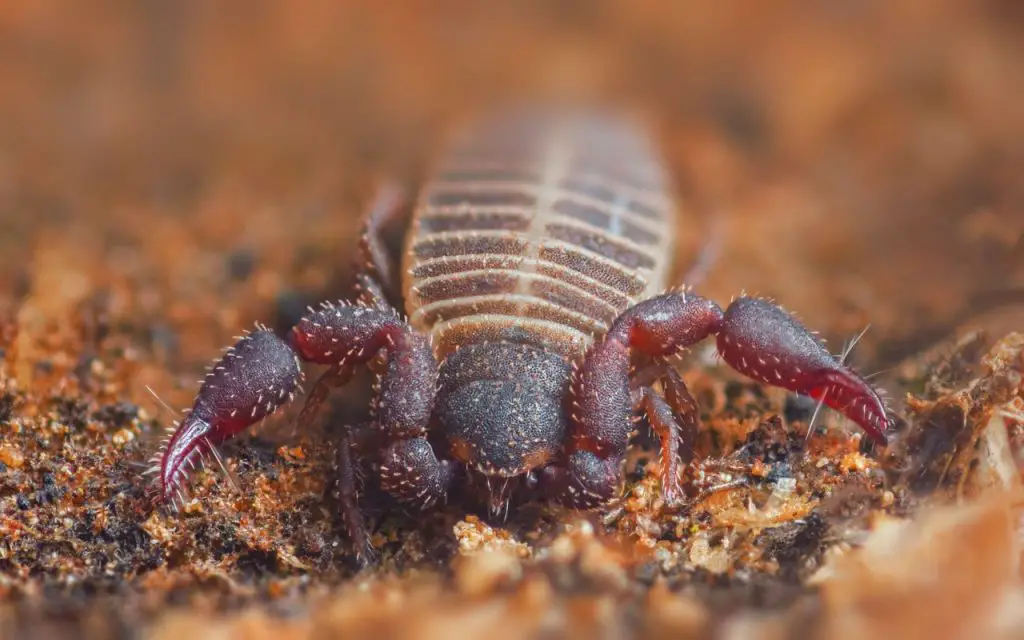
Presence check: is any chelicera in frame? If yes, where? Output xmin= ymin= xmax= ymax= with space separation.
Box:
xmin=147 ymin=108 xmax=891 ymax=564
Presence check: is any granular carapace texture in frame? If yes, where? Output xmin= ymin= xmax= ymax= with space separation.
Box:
xmin=1 ymin=2 xmax=1023 ymax=639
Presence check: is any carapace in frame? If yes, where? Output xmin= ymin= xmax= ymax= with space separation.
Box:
xmin=147 ymin=106 xmax=891 ymax=563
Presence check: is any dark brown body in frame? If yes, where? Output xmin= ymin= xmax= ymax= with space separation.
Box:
xmin=403 ymin=109 xmax=679 ymax=359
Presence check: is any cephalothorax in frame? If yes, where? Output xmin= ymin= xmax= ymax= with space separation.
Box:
xmin=149 ymin=107 xmax=891 ymax=563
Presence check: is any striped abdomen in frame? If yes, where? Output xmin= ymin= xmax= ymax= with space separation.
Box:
xmin=402 ymin=109 xmax=678 ymax=359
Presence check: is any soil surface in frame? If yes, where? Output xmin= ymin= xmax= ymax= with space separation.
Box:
xmin=1 ymin=2 xmax=1023 ymax=638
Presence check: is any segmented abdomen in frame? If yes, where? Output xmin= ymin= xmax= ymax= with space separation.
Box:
xmin=402 ymin=109 xmax=678 ymax=359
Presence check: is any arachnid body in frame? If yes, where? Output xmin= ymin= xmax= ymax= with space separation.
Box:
xmin=149 ymin=107 xmax=891 ymax=563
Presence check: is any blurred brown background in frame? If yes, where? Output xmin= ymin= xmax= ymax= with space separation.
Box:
xmin=0 ymin=0 xmax=1022 ymax=408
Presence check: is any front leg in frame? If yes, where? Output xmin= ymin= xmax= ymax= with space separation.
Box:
xmin=335 ymin=422 xmax=376 ymax=567
xmin=632 ymin=368 xmax=699 ymax=506
xmin=541 ymin=291 xmax=890 ymax=509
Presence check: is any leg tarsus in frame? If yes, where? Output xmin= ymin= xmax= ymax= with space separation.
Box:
xmin=661 ymin=368 xmax=699 ymax=465
xmin=335 ymin=425 xmax=376 ymax=567
xmin=633 ymin=369 xmax=698 ymax=507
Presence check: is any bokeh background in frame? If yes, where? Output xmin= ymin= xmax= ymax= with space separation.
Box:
xmin=2 ymin=0 xmax=1022 ymax=410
